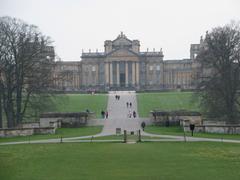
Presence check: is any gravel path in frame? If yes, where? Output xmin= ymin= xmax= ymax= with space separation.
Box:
xmin=100 ymin=91 xmax=142 ymax=135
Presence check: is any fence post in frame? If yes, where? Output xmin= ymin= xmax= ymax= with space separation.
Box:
xmin=138 ymin=130 xmax=141 ymax=142
xmin=124 ymin=130 xmax=127 ymax=143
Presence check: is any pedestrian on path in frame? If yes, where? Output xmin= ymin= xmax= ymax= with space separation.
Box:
xmin=133 ymin=110 xmax=136 ymax=118
xmin=129 ymin=102 xmax=132 ymax=108
xmin=126 ymin=102 xmax=129 ymax=108
xmin=115 ymin=95 xmax=121 ymax=100
xmin=141 ymin=122 xmax=146 ymax=131
xmin=105 ymin=111 xmax=109 ymax=119
xmin=128 ymin=110 xmax=132 ymax=118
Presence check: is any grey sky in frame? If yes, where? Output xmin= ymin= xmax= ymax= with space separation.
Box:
xmin=0 ymin=0 xmax=239 ymax=61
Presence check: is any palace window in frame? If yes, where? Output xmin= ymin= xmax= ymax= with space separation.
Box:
xmin=92 ymin=66 xmax=96 ymax=71
xmin=156 ymin=65 xmax=160 ymax=71
xmin=149 ymin=66 xmax=153 ymax=71
xmin=194 ymin=53 xmax=198 ymax=59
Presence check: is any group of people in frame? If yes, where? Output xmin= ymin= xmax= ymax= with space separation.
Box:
xmin=126 ymin=101 xmax=137 ymax=118
xmin=128 ymin=110 xmax=137 ymax=118
xmin=101 ymin=110 xmax=109 ymax=119
xmin=115 ymin=95 xmax=120 ymax=100
xmin=126 ymin=102 xmax=132 ymax=108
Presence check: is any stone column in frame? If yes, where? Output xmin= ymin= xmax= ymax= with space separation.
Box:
xmin=136 ymin=62 xmax=139 ymax=85
xmin=116 ymin=62 xmax=120 ymax=86
xmin=125 ymin=62 xmax=128 ymax=87
xmin=105 ymin=62 xmax=109 ymax=84
xmin=96 ymin=65 xmax=99 ymax=85
xmin=110 ymin=62 xmax=113 ymax=85
xmin=132 ymin=62 xmax=136 ymax=85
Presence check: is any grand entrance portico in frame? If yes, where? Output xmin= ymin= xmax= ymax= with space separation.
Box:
xmin=104 ymin=60 xmax=139 ymax=88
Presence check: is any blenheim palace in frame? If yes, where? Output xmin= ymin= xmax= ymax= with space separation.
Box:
xmin=53 ymin=32 xmax=202 ymax=91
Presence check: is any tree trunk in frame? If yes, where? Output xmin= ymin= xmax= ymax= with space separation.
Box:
xmin=6 ymin=95 xmax=15 ymax=128
xmin=0 ymin=85 xmax=2 ymax=128
xmin=16 ymin=89 xmax=22 ymax=125
xmin=4 ymin=83 xmax=15 ymax=128
xmin=15 ymin=60 xmax=25 ymax=125
xmin=16 ymin=73 xmax=23 ymax=125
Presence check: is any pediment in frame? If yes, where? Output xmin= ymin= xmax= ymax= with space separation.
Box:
xmin=107 ymin=48 xmax=138 ymax=58
xmin=113 ymin=37 xmax=132 ymax=47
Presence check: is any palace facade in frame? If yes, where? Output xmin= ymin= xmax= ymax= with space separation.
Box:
xmin=53 ymin=33 xmax=202 ymax=91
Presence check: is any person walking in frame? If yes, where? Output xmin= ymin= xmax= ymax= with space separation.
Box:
xmin=141 ymin=121 xmax=146 ymax=131
xmin=126 ymin=102 xmax=129 ymax=108
xmin=129 ymin=102 xmax=132 ymax=108
xmin=128 ymin=110 xmax=132 ymax=118
xmin=133 ymin=110 xmax=136 ymax=118
xmin=105 ymin=111 xmax=109 ymax=119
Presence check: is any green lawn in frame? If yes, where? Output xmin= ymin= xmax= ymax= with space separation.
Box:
xmin=0 ymin=126 xmax=102 ymax=143
xmin=1 ymin=142 xmax=240 ymax=180
xmin=137 ymin=92 xmax=199 ymax=117
xmin=145 ymin=126 xmax=185 ymax=136
xmin=145 ymin=125 xmax=240 ymax=140
xmin=54 ymin=94 xmax=108 ymax=118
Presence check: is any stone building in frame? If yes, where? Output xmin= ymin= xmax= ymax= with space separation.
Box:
xmin=53 ymin=61 xmax=81 ymax=91
xmin=53 ymin=32 xmax=202 ymax=91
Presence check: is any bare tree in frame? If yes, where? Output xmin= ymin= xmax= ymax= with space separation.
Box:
xmin=0 ymin=16 xmax=55 ymax=128
xmin=196 ymin=22 xmax=240 ymax=123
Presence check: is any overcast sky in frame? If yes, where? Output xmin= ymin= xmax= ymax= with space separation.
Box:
xmin=1 ymin=0 xmax=240 ymax=61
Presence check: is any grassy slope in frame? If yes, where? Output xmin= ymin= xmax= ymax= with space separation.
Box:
xmin=54 ymin=94 xmax=108 ymax=118
xmin=0 ymin=142 xmax=240 ymax=180
xmin=1 ymin=94 xmax=106 ymax=142
xmin=0 ymin=126 xmax=102 ymax=143
xmin=137 ymin=92 xmax=199 ymax=117
xmin=16 ymin=93 xmax=108 ymax=123
xmin=145 ymin=126 xmax=240 ymax=140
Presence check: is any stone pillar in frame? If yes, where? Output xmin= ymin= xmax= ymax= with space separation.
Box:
xmin=125 ymin=62 xmax=128 ymax=87
xmin=116 ymin=62 xmax=120 ymax=86
xmin=132 ymin=62 xmax=136 ymax=85
xmin=136 ymin=62 xmax=139 ymax=85
xmin=95 ymin=65 xmax=98 ymax=85
xmin=110 ymin=62 xmax=113 ymax=85
xmin=105 ymin=62 xmax=109 ymax=84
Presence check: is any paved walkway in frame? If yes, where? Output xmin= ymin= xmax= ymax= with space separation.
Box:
xmin=100 ymin=91 xmax=141 ymax=135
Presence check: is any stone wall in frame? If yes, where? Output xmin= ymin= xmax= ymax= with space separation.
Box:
xmin=40 ymin=117 xmax=61 ymax=128
xmin=34 ymin=127 xmax=56 ymax=135
xmin=17 ymin=122 xmax=40 ymax=128
xmin=0 ymin=127 xmax=55 ymax=137
xmin=150 ymin=110 xmax=202 ymax=126
xmin=40 ymin=112 xmax=94 ymax=128
xmin=184 ymin=125 xmax=240 ymax=134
